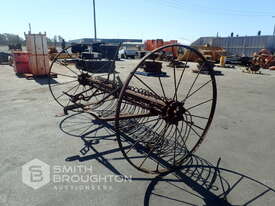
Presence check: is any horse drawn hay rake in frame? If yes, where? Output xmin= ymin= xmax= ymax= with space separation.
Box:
xmin=48 ymin=44 xmax=217 ymax=174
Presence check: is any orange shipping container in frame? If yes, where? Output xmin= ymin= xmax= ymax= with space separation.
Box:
xmin=156 ymin=39 xmax=164 ymax=48
xmin=163 ymin=40 xmax=178 ymax=55
xmin=145 ymin=39 xmax=178 ymax=53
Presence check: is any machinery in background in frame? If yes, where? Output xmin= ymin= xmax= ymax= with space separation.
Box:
xmin=225 ymin=56 xmax=252 ymax=66
xmin=59 ymin=43 xmax=121 ymax=74
xmin=145 ymin=41 xmax=225 ymax=64
xmin=49 ymin=42 xmax=121 ymax=61
xmin=245 ymin=49 xmax=275 ymax=73
xmin=178 ymin=44 xmax=226 ymax=63
xmin=0 ymin=52 xmax=11 ymax=65
xmin=197 ymin=45 xmax=226 ymax=62
xmin=8 ymin=44 xmax=22 ymax=51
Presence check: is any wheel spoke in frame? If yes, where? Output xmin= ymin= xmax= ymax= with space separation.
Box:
xmin=133 ymin=74 xmax=164 ymax=102
xmin=187 ymin=99 xmax=213 ymax=110
xmin=55 ymin=59 xmax=79 ymax=76
xmin=66 ymin=84 xmax=80 ymax=106
xmin=138 ymin=124 xmax=170 ymax=169
xmin=56 ymin=84 xmax=79 ymax=100
xmin=185 ymin=121 xmax=202 ymax=141
xmin=173 ymin=63 xmax=178 ymax=101
xmin=51 ymin=80 xmax=78 ymax=87
xmin=164 ymin=126 xmax=188 ymax=165
xmin=185 ymin=79 xmax=212 ymax=100
xmin=183 ymin=120 xmax=205 ymax=131
xmin=125 ymin=129 xmax=155 ymax=155
xmin=140 ymin=117 xmax=162 ymax=125
xmin=182 ymin=63 xmax=204 ymax=103
xmin=185 ymin=113 xmax=209 ymax=120
xmin=157 ymin=125 xmax=177 ymax=158
xmin=173 ymin=128 xmax=177 ymax=165
xmin=175 ymin=126 xmax=188 ymax=148
xmin=174 ymin=49 xmax=192 ymax=101
xmin=53 ymin=72 xmax=77 ymax=79
xmin=158 ymin=77 xmax=167 ymax=101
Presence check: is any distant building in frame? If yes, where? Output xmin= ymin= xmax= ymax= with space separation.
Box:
xmin=192 ymin=35 xmax=275 ymax=57
xmin=70 ymin=38 xmax=143 ymax=44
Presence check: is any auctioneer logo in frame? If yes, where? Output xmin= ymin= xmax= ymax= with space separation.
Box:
xmin=22 ymin=159 xmax=132 ymax=191
xmin=22 ymin=159 xmax=50 ymax=190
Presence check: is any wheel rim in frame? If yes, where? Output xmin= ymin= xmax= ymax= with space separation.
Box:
xmin=115 ymin=44 xmax=217 ymax=174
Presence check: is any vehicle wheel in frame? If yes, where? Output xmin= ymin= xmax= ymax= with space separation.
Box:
xmin=48 ymin=44 xmax=118 ymax=113
xmin=115 ymin=44 xmax=217 ymax=174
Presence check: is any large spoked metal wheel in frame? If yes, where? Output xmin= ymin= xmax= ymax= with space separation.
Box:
xmin=115 ymin=44 xmax=217 ymax=174
xmin=48 ymin=44 xmax=118 ymax=114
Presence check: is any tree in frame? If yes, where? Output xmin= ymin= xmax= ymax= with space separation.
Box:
xmin=53 ymin=35 xmax=57 ymax=46
xmin=0 ymin=34 xmax=7 ymax=45
xmin=0 ymin=33 xmax=24 ymax=45
xmin=58 ymin=35 xmax=64 ymax=43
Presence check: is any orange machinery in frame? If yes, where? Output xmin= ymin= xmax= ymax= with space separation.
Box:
xmin=145 ymin=39 xmax=178 ymax=56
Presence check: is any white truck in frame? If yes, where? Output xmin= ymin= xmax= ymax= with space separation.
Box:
xmin=118 ymin=42 xmax=144 ymax=59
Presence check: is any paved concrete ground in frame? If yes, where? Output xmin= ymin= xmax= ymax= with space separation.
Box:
xmin=0 ymin=61 xmax=274 ymax=206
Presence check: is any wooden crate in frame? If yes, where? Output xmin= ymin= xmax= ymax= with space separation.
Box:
xmin=25 ymin=33 xmax=48 ymax=55
xmin=29 ymin=54 xmax=50 ymax=76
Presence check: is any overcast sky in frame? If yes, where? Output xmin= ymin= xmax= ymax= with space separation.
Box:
xmin=1 ymin=0 xmax=275 ymax=44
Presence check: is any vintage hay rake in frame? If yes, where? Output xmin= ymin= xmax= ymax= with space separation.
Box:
xmin=48 ymin=44 xmax=217 ymax=174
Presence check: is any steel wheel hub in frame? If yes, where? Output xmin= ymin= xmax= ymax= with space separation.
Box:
xmin=78 ymin=73 xmax=91 ymax=86
xmin=163 ymin=101 xmax=186 ymax=125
